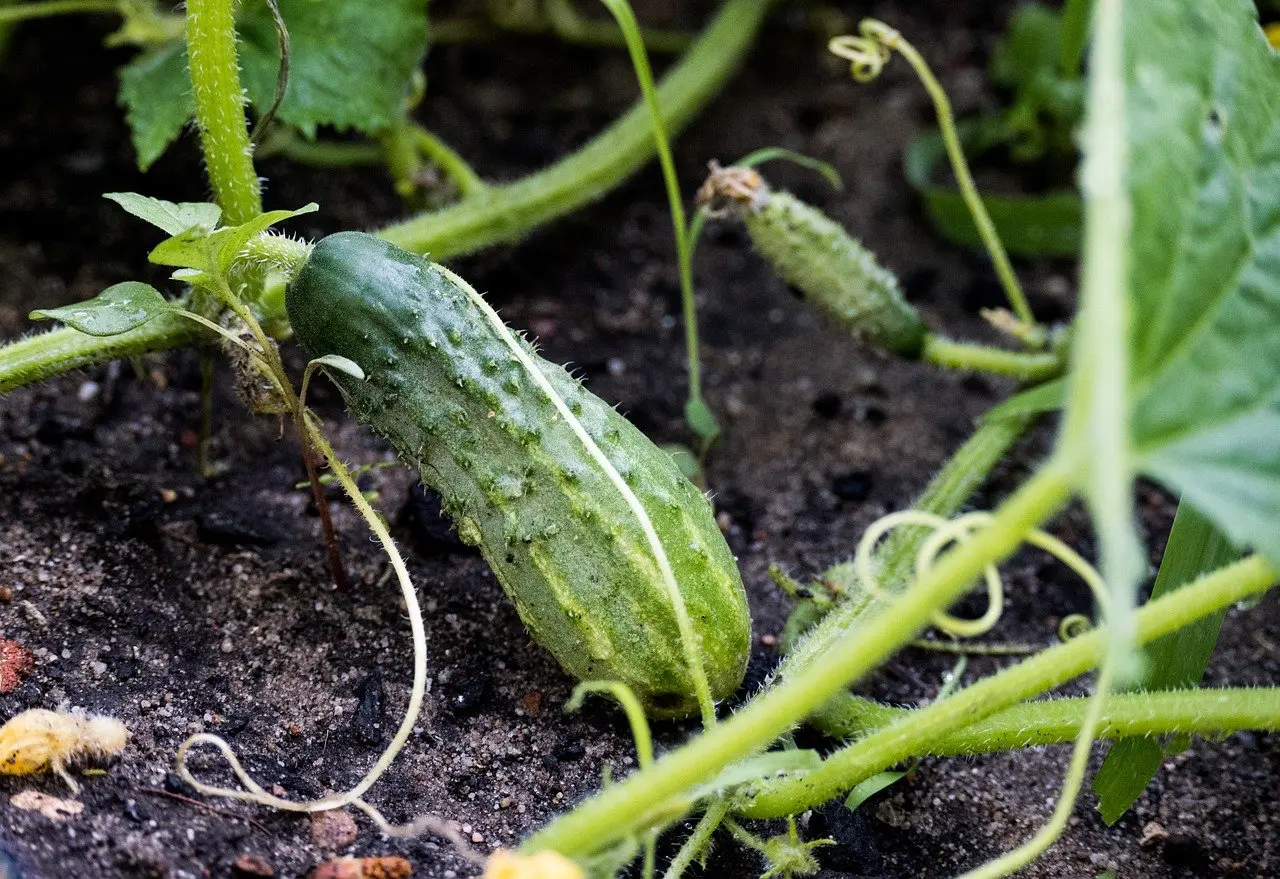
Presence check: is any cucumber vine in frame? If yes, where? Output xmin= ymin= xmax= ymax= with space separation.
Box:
xmin=2 ymin=1 xmax=1279 ymax=878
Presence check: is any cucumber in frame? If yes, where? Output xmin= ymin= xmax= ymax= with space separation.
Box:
xmin=286 ymin=232 xmax=750 ymax=717
xmin=700 ymin=165 xmax=926 ymax=357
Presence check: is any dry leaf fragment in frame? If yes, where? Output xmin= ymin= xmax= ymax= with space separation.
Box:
xmin=10 ymin=789 xmax=84 ymax=820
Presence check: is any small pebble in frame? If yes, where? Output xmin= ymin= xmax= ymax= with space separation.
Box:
xmin=310 ymin=809 xmax=359 ymax=850
xmin=232 ymin=853 xmax=275 ymax=877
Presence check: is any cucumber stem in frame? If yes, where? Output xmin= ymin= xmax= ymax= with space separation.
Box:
xmin=812 ymin=687 xmax=1280 ymax=755
xmin=186 ymin=0 xmax=262 ymax=225
xmin=0 ymin=313 xmax=205 ymax=395
xmin=736 ymin=554 xmax=1276 ymax=819
xmin=379 ymin=0 xmax=771 ymax=257
xmin=921 ymin=333 xmax=1065 ymax=382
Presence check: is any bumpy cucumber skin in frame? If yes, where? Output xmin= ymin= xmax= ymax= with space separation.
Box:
xmin=745 ymin=190 xmax=926 ymax=357
xmin=287 ymin=233 xmax=750 ymax=717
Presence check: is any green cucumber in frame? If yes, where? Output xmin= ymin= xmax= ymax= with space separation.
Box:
xmin=701 ymin=166 xmax=926 ymax=357
xmin=286 ymin=232 xmax=750 ymax=717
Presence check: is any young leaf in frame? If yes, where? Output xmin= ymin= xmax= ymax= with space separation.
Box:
xmin=105 ymin=192 xmax=221 ymax=236
xmin=843 ymin=770 xmax=905 ymax=812
xmin=311 ymin=354 xmax=365 ymax=381
xmin=117 ymin=0 xmax=427 ymax=170
xmin=1121 ymin=0 xmax=1280 ymax=564
xmin=30 ymin=282 xmax=173 ymax=336
xmin=118 ymin=43 xmax=193 ymax=171
xmin=1092 ymin=503 xmax=1237 ymax=824
xmin=684 ymin=398 xmax=721 ymax=445
xmin=148 ymin=226 xmax=212 ymax=269
xmin=235 ymin=0 xmax=429 ymax=138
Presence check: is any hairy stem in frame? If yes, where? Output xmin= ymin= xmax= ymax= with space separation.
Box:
xmin=413 ymin=126 xmax=488 ymax=198
xmin=815 ymin=687 xmax=1280 ymax=754
xmin=379 ymin=0 xmax=771 ymax=257
xmin=737 ymin=555 xmax=1276 ymax=818
xmin=0 ymin=314 xmax=205 ymax=394
xmin=186 ymin=0 xmax=261 ymax=224
xmin=921 ymin=334 xmax=1064 ymax=382
xmin=521 ymin=462 xmax=1073 ymax=856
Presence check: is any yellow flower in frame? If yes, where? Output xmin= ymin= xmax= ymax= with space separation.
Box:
xmin=482 ymin=850 xmax=584 ymax=879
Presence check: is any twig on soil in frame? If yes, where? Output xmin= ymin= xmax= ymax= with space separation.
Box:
xmin=137 ymin=786 xmax=273 ymax=835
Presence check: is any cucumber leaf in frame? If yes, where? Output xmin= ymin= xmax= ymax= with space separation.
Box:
xmin=105 ymin=192 xmax=221 ymax=236
xmin=236 ymin=0 xmax=429 ymax=139
xmin=117 ymin=42 xmax=192 ymax=171
xmin=117 ymin=0 xmax=429 ymax=169
xmin=1122 ymin=0 xmax=1280 ymax=563
xmin=30 ymin=282 xmax=174 ymax=336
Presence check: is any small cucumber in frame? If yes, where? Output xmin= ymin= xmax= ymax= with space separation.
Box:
xmin=286 ymin=232 xmax=750 ymax=717
xmin=700 ymin=165 xmax=926 ymax=356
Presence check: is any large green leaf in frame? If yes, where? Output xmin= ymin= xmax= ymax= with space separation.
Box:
xmin=237 ymin=0 xmax=428 ymax=138
xmin=1124 ymin=0 xmax=1280 ymax=562
xmin=117 ymin=0 xmax=428 ymax=169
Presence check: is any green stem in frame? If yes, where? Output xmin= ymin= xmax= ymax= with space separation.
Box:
xmin=412 ymin=126 xmax=488 ymax=198
xmin=661 ymin=804 xmax=727 ymax=879
xmin=0 ymin=314 xmax=205 ymax=395
xmin=521 ymin=462 xmax=1073 ymax=856
xmin=878 ymin=24 xmax=1036 ymax=332
xmin=379 ymin=0 xmax=770 ymax=257
xmin=186 ymin=0 xmax=261 ymax=224
xmin=737 ymin=554 xmax=1276 ymax=818
xmin=259 ymin=130 xmax=384 ymax=167
xmin=0 ymin=0 xmax=116 ymax=22
xmin=920 ymin=333 xmax=1064 ymax=382
xmin=598 ymin=0 xmax=708 ymax=436
xmin=815 ymin=687 xmax=1280 ymax=754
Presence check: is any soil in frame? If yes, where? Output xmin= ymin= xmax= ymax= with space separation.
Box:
xmin=1 ymin=2 xmax=1277 ymax=878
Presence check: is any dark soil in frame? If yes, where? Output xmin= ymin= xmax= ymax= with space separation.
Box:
xmin=1 ymin=3 xmax=1277 ymax=878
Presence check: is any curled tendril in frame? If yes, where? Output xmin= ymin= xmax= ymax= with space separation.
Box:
xmin=855 ymin=510 xmax=1109 ymax=640
xmin=1058 ymin=613 xmax=1094 ymax=641
xmin=828 ymin=19 xmax=900 ymax=83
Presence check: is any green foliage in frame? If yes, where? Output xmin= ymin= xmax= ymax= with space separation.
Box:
xmin=1121 ymin=1 xmax=1280 ymax=564
xmin=30 ymin=281 xmax=173 ymax=336
xmin=118 ymin=0 xmax=429 ymax=170
xmin=905 ymin=1 xmax=1086 ymax=256
xmin=118 ymin=43 xmax=191 ymax=170
xmin=842 ymin=770 xmax=904 ymax=812
xmin=988 ymin=1 xmax=1085 ymax=164
xmin=105 ymin=191 xmax=221 ymax=234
